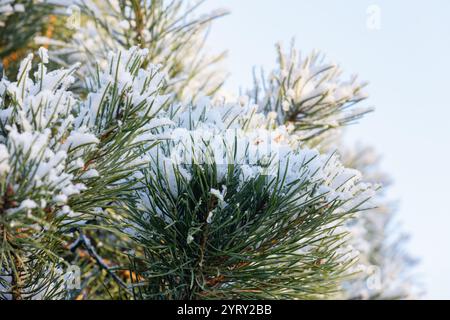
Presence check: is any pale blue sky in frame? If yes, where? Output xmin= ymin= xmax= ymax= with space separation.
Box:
xmin=202 ymin=0 xmax=450 ymax=299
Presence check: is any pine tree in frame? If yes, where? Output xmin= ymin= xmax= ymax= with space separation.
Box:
xmin=340 ymin=144 xmax=420 ymax=299
xmin=248 ymin=42 xmax=419 ymax=299
xmin=0 ymin=0 xmax=418 ymax=300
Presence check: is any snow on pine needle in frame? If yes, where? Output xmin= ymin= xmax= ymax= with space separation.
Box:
xmin=0 ymin=46 xmax=172 ymax=299
xmin=122 ymin=94 xmax=376 ymax=299
xmin=0 ymin=45 xmax=378 ymax=300
xmin=0 ymin=48 xmax=95 ymax=221
xmin=250 ymin=42 xmax=372 ymax=142
xmin=134 ymin=96 xmax=375 ymax=209
xmin=0 ymin=0 xmax=419 ymax=301
xmin=34 ymin=0 xmax=228 ymax=100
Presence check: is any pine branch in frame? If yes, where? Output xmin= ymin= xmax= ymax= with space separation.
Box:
xmin=76 ymin=231 xmax=130 ymax=293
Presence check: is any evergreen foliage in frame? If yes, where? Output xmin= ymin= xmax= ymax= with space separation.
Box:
xmin=0 ymin=0 xmax=418 ymax=300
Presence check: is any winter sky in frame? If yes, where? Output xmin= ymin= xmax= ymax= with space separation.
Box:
xmin=202 ymin=0 xmax=450 ymax=299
